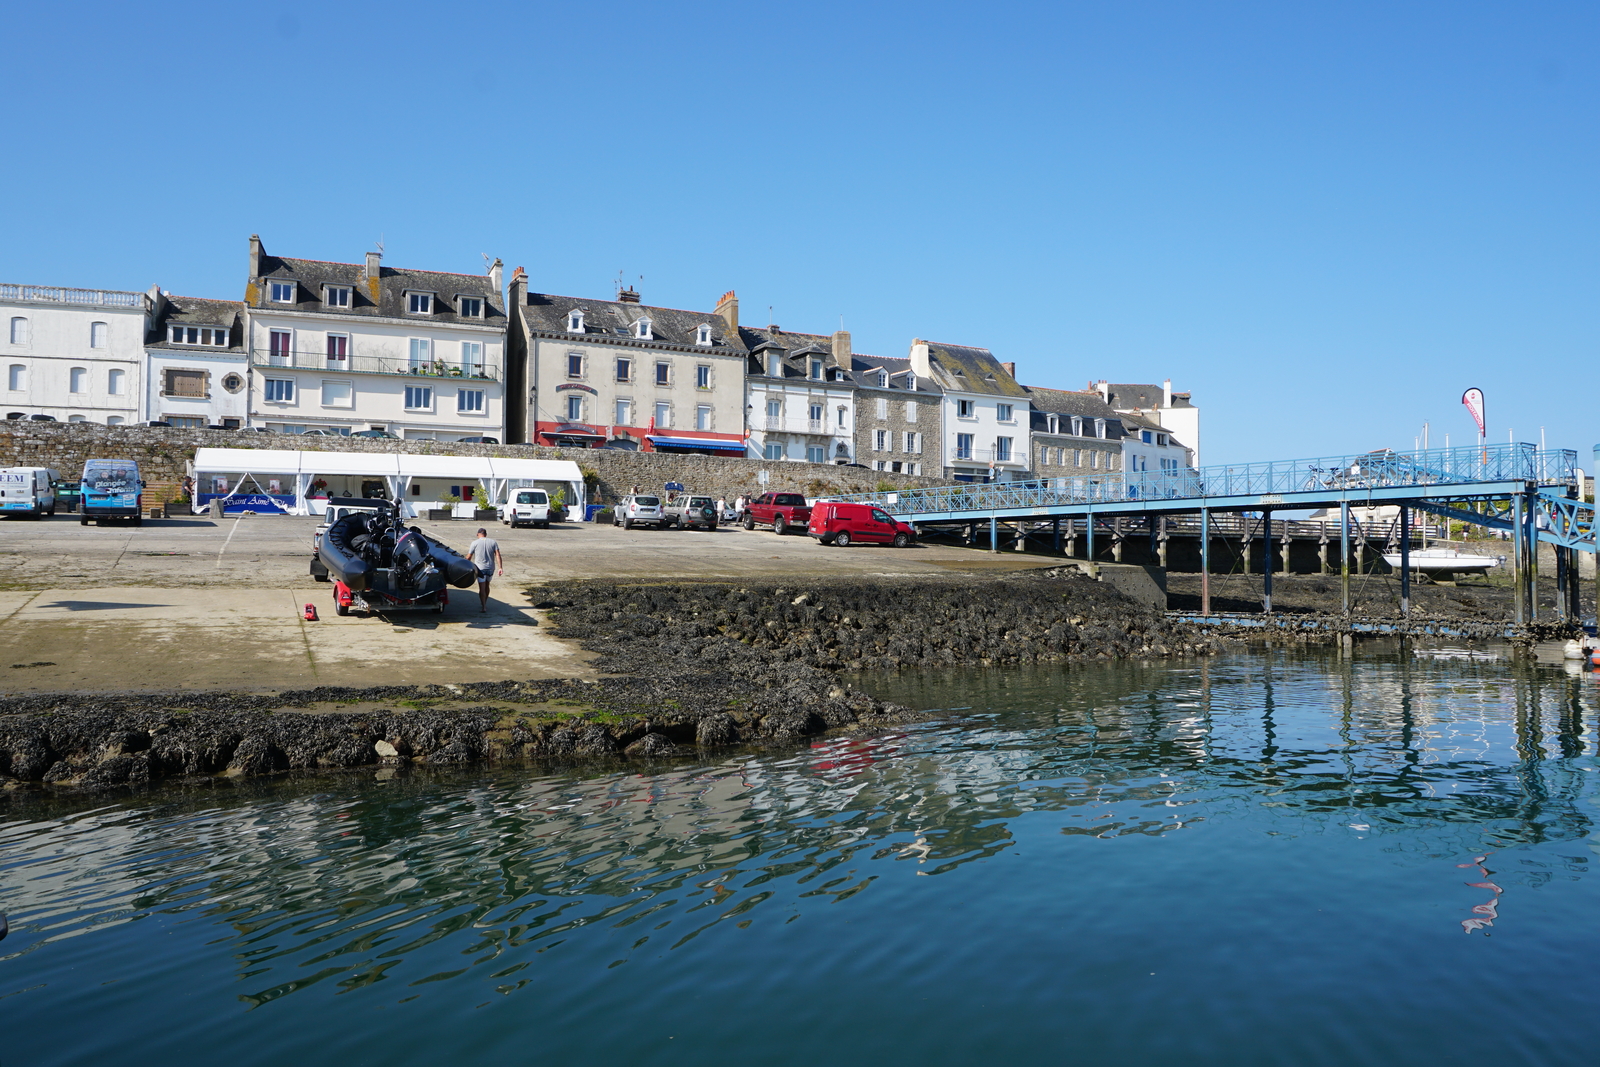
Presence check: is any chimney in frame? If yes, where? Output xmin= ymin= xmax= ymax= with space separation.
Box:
xmin=1000 ymin=361 xmax=1016 ymax=378
xmin=714 ymin=290 xmax=738 ymax=332
xmin=508 ymin=266 xmax=527 ymax=308
xmin=1162 ymin=378 xmax=1172 ymax=407
xmin=908 ymin=338 xmax=932 ymax=379
xmin=1096 ymin=379 xmax=1109 ymax=402
xmin=365 ymin=248 xmax=382 ymax=279
xmin=618 ymin=285 xmax=641 ymax=303
xmin=830 ymin=330 xmax=852 ymax=369
xmin=248 ymin=234 xmax=262 ymax=280
xmin=488 ymin=257 xmax=503 ymax=293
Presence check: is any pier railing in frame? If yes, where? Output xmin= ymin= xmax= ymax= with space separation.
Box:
xmin=844 ymin=443 xmax=1578 ymax=517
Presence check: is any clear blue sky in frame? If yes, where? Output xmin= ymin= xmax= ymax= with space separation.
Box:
xmin=4 ymin=1 xmax=1594 ymax=465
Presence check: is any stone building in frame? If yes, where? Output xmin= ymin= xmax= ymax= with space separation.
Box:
xmin=506 ymin=276 xmax=748 ymax=457
xmin=144 ymin=296 xmax=248 ymax=428
xmin=242 ymin=235 xmax=507 ymax=440
xmin=850 ymin=353 xmax=940 ymax=475
xmin=1 ymin=282 xmax=151 ymax=425
xmin=740 ymin=324 xmax=856 ymax=464
xmin=1022 ymin=385 xmax=1126 ymax=484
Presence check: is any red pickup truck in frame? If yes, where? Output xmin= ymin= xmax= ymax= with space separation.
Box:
xmin=742 ymin=492 xmax=812 ymax=534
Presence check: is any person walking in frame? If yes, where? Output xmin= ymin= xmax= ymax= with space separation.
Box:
xmin=467 ymin=527 xmax=503 ymax=612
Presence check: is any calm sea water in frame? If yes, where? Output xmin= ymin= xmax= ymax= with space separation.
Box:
xmin=3 ymin=648 xmax=1597 ymax=1066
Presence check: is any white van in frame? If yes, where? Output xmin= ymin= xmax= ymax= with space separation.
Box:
xmin=500 ymin=488 xmax=550 ymax=529
xmin=0 ymin=467 xmax=61 ymax=519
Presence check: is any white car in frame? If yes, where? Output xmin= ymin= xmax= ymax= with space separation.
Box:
xmin=500 ymin=488 xmax=551 ymax=529
xmin=612 ymin=494 xmax=665 ymax=529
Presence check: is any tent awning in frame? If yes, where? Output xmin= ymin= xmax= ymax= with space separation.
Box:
xmin=647 ymin=436 xmax=746 ymax=452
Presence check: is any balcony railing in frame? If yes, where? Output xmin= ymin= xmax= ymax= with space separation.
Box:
xmin=1 ymin=283 xmax=143 ymax=307
xmin=251 ymin=347 xmax=499 ymax=382
xmin=952 ymin=446 xmax=1024 ymax=464
xmin=759 ymin=415 xmax=843 ymax=436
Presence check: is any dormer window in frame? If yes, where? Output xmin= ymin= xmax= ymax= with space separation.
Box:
xmin=635 ymin=317 xmax=652 ymax=340
xmin=809 ymin=359 xmax=823 ymax=380
xmin=407 ymin=292 xmax=433 ymax=315
xmin=1047 ymin=414 xmax=1059 ymax=433
xmin=1094 ymin=418 xmax=1106 ymax=438
xmin=876 ymin=371 xmax=888 ymax=387
xmin=831 ymin=368 xmax=847 ymax=381
xmin=169 ymin=326 xmax=229 ymax=346
xmin=1157 ymin=433 xmax=1169 ymax=446
xmin=269 ymin=281 xmax=295 ymax=304
xmin=1071 ymin=416 xmax=1083 ymax=436
xmin=458 ymin=296 xmax=483 ymax=318
xmin=768 ymin=354 xmax=783 ymax=377
xmin=696 ymin=324 xmax=713 ymax=346
xmin=324 ymin=286 xmax=351 ymax=308
xmin=568 ymin=309 xmax=585 ymax=332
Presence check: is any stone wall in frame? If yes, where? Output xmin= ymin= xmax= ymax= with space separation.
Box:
xmin=0 ymin=423 xmax=946 ymax=506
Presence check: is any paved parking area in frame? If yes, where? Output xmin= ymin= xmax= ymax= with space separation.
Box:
xmin=0 ymin=513 xmax=1045 ymax=693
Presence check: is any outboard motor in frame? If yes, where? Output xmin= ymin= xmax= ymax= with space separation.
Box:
xmin=391 ymin=527 xmax=438 ymax=590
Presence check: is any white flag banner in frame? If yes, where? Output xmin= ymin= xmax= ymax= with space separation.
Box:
xmin=1462 ymin=388 xmax=1486 ymax=436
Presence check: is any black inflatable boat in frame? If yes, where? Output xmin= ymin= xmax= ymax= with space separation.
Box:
xmin=317 ymin=509 xmax=477 ymax=615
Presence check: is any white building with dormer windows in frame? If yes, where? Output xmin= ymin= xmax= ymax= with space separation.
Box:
xmin=908 ymin=339 xmax=1031 ymax=481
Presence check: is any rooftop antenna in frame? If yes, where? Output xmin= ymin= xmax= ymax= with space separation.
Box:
xmin=376 ymin=234 xmax=384 ymax=257
xmin=481 ymin=253 xmax=492 ymax=269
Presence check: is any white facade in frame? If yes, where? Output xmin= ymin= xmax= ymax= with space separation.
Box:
xmin=246 ymin=311 xmax=506 ymax=439
xmin=1 ymin=283 xmax=149 ymax=425
xmin=1120 ymin=420 xmax=1193 ymax=476
xmin=909 ymin=341 xmax=1030 ymax=482
xmin=146 ymin=348 xmax=250 ymax=428
xmin=747 ymin=368 xmax=855 ymax=464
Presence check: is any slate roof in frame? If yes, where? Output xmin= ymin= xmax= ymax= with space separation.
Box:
xmin=146 ymin=295 xmax=245 ymax=353
xmin=921 ymin=341 xmax=1030 ymax=399
xmin=739 ymin=327 xmax=841 ymax=378
xmin=1023 ymin=385 xmax=1123 ymax=420
xmin=849 ymin=354 xmax=939 ymax=395
xmin=249 ymin=246 xmax=505 ymax=327
xmin=1100 ymin=383 xmax=1194 ymax=410
xmin=521 ymin=292 xmax=745 ymax=354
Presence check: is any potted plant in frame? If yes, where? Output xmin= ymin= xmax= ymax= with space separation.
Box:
xmin=548 ymin=487 xmax=569 ymax=522
xmin=472 ymin=485 xmax=497 ymax=520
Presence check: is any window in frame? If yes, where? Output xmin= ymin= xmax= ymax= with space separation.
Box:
xmin=107 ymin=416 xmax=124 ymax=426
xmin=404 ymin=385 xmax=433 ymax=411
xmin=269 ymin=281 xmax=295 ymax=303
xmin=696 ymin=405 xmax=711 ymax=431
xmin=995 ymin=436 xmax=1012 ymax=462
xmin=90 ymin=322 xmax=107 ymax=348
xmin=9 ymin=317 xmax=26 ymax=344
xmin=1157 ymin=433 xmax=1169 ymax=446
xmin=1047 ymin=414 xmax=1059 ymax=433
xmin=461 ymin=341 xmax=482 ymax=373
xmin=875 ymin=430 xmax=887 ymax=452
xmin=1074 ymin=449 xmax=1082 ymax=467
xmin=764 ymin=442 xmax=783 ymax=460
xmin=107 ymin=369 xmax=125 ymax=395
xmin=655 ymin=361 xmax=670 ymax=385
xmin=1094 ymin=419 xmax=1106 ymax=438
xmin=69 ymin=367 xmax=87 ymax=394
xmin=653 ymin=401 xmax=670 ymax=428
xmin=1090 ymin=451 xmax=1100 ymax=469
xmin=458 ymin=296 xmax=482 ymax=318
xmin=459 ymin=389 xmax=485 ymax=414
xmin=326 ymin=334 xmax=348 ymax=361
xmin=1141 ymin=430 xmax=1152 ymax=444
xmin=566 ymin=395 xmax=584 ymax=421
xmin=906 ymin=402 xmax=917 ymax=422
xmin=409 ymin=338 xmax=430 ymax=369
xmin=766 ymin=399 xmax=781 ymax=419
xmin=7 ymin=365 xmax=24 ymax=391
xmin=1071 ymin=416 xmax=1083 ymax=436
xmin=837 ymin=407 xmax=847 ymax=427
xmin=874 ymin=460 xmax=886 ymax=471
xmin=635 ymin=318 xmax=652 ymax=340
xmin=263 ymin=378 xmax=294 ymax=403
xmin=567 ymin=352 xmax=584 ymax=378
xmin=809 ymin=359 xmax=823 ymax=380
xmin=321 ymin=380 xmax=353 ymax=407
xmin=809 ymin=403 xmax=823 ymax=423
xmin=568 ymin=309 xmax=585 ymax=332
xmin=956 ymin=433 xmax=974 ymax=459
xmin=696 ymin=324 xmax=712 ymax=346
xmin=768 ymin=354 xmax=783 ymax=377
xmin=695 ymin=365 xmax=710 ymax=389
xmin=269 ymin=329 xmax=292 ymax=360
xmin=957 ymin=399 xmax=975 ymax=418
xmin=807 ymin=445 xmax=825 ymax=463
xmin=996 ymin=403 xmax=1013 ymax=422
xmin=875 ymin=397 xmax=887 ymax=418
xmin=324 ymin=286 xmax=351 ymax=308
xmin=614 ymin=398 xmax=632 ymax=425
xmin=615 ymin=358 xmax=631 ymax=382
xmin=889 ymin=461 xmax=901 ymax=474
xmin=163 ymin=416 xmax=204 ymax=428
xmin=905 ymin=432 xmax=920 ymax=453
xmin=407 ymin=292 xmax=433 ymax=315
xmin=876 ymin=371 xmax=887 ymax=387
xmin=170 ymin=326 xmax=228 ymax=346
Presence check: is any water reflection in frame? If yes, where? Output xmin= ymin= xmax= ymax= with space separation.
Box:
xmin=1 ymin=648 xmax=1595 ymax=1018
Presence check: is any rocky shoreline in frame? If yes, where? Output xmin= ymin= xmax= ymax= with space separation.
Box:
xmin=1 ymin=569 xmax=1221 ymax=795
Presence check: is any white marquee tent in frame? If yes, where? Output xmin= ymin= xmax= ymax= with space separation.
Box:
xmin=190 ymin=448 xmax=586 ymax=517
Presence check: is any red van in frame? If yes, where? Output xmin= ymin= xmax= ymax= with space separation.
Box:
xmin=809 ymin=501 xmax=917 ymax=547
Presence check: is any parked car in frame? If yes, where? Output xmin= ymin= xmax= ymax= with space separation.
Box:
xmin=0 ymin=467 xmax=62 ymax=519
xmin=612 ymin=494 xmax=666 ymax=529
xmin=500 ymin=488 xmax=551 ymax=528
xmin=143 ymin=420 xmax=172 ymax=427
xmin=663 ymin=494 xmax=719 ymax=530
xmin=28 ymin=414 xmax=57 ymax=422
xmin=301 ymin=428 xmax=341 ymax=436
xmin=809 ymin=501 xmax=917 ymax=548
xmin=80 ymin=457 xmax=144 ymax=526
xmin=458 ymin=436 xmax=500 ymax=444
xmin=350 ymin=429 xmax=399 ymax=439
xmin=742 ymin=492 xmax=812 ymax=534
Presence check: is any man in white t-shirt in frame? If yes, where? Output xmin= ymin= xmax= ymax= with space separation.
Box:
xmin=467 ymin=528 xmax=503 ymax=612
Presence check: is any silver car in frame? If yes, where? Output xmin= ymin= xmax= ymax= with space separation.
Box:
xmin=613 ymin=494 xmax=665 ymax=529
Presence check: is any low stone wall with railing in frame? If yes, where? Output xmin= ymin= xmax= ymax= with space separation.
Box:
xmin=0 ymin=422 xmax=945 ymax=508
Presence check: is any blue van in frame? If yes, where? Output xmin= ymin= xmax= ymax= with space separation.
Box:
xmin=80 ymin=458 xmax=145 ymax=526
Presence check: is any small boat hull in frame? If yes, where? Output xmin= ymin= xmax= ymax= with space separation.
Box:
xmin=1381 ymin=549 xmax=1501 ymax=572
